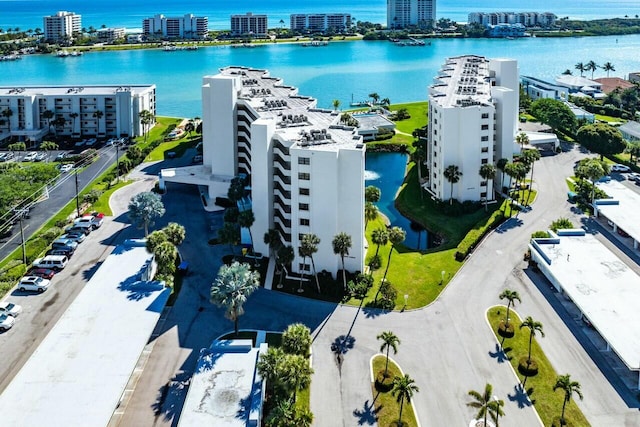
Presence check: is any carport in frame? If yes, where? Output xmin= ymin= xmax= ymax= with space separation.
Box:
xmin=593 ymin=181 xmax=640 ymax=251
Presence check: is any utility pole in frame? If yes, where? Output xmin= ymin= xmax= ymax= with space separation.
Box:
xmin=19 ymin=212 xmax=26 ymax=265
xmin=75 ymin=169 xmax=80 ymax=217
xmin=116 ymin=143 xmax=120 ymax=182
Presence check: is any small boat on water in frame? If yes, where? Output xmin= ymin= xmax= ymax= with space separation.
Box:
xmin=301 ymin=41 xmax=329 ymax=47
xmin=0 ymin=54 xmax=21 ymax=61
xmin=56 ymin=50 xmax=70 ymax=57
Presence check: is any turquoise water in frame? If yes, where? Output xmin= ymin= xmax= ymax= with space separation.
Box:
xmin=1 ymin=0 xmax=639 ymax=29
xmin=366 ymin=152 xmax=428 ymax=250
xmin=2 ymin=34 xmax=639 ymax=118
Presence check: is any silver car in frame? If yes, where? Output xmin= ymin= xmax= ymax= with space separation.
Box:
xmin=0 ymin=302 xmax=22 ymax=317
xmin=0 ymin=314 xmax=15 ymax=332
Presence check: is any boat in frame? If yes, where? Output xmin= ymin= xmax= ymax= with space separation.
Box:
xmin=69 ymin=50 xmax=83 ymax=56
xmin=301 ymin=41 xmax=329 ymax=47
xmin=56 ymin=50 xmax=70 ymax=57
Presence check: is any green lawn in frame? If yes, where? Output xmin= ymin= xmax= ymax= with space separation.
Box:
xmin=388 ymin=102 xmax=428 ymax=136
xmin=487 ymin=307 xmax=590 ymax=427
xmin=90 ymin=180 xmax=132 ymax=215
xmin=146 ymin=135 xmax=200 ymax=162
xmin=135 ymin=116 xmax=184 ymax=150
xmin=371 ymin=355 xmax=419 ymax=427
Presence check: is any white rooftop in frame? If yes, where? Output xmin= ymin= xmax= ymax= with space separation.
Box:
xmin=0 ymin=240 xmax=170 ymax=427
xmin=555 ymin=74 xmax=602 ymax=89
xmin=619 ymin=120 xmax=640 ymax=139
xmin=595 ymin=180 xmax=640 ymax=244
xmin=0 ymin=84 xmax=154 ymax=97
xmin=531 ymin=231 xmax=640 ymax=369
xmin=429 ymin=55 xmax=493 ymax=108
xmin=178 ymin=339 xmax=266 ymax=427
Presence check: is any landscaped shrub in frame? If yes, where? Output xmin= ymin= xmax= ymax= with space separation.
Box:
xmin=42 ymin=227 xmax=63 ymax=241
xmin=518 ymin=356 xmax=539 ymax=376
xmin=550 ymin=217 xmax=574 ymax=232
xmin=378 ymin=280 xmax=398 ymax=310
xmin=347 ymin=273 xmax=374 ymax=299
xmin=367 ymin=254 xmax=381 ymax=270
xmin=282 ymin=323 xmax=312 ymax=356
xmin=55 ymin=219 xmax=69 ymax=228
xmin=374 ymin=128 xmax=394 ymax=141
xmin=365 ymin=142 xmax=409 ymax=153
xmin=455 ymin=210 xmax=505 ymax=261
xmin=498 ymin=321 xmax=515 ymax=338
xmin=25 ymin=237 xmax=50 ymax=263
xmin=82 ymin=189 xmax=102 ymax=204
xmin=375 ymin=370 xmax=394 ymax=392
xmin=531 ymin=230 xmax=550 ymax=239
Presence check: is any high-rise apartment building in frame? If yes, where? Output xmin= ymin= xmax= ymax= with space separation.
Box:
xmin=142 ymin=14 xmax=209 ymax=39
xmin=0 ymin=85 xmax=156 ymax=143
xmin=426 ymin=56 xmax=519 ymax=202
xmin=43 ymin=11 xmax=81 ymax=43
xmin=290 ymin=13 xmax=351 ymax=32
xmin=386 ymin=0 xmax=436 ymax=29
xmin=160 ymin=67 xmax=365 ymax=278
xmin=231 ymin=13 xmax=268 ymax=37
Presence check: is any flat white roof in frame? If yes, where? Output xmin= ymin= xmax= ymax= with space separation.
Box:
xmin=0 ymin=240 xmax=170 ymax=426
xmin=178 ymin=339 xmax=266 ymax=427
xmin=531 ymin=231 xmax=640 ymax=369
xmin=595 ymin=180 xmax=640 ymax=244
xmin=0 ymin=84 xmax=155 ymax=97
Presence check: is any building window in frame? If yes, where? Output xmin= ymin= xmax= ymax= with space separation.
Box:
xmin=481 ymin=113 xmax=489 ymax=119
xmin=481 ymin=147 xmax=489 ymax=153
xmin=481 ymin=192 xmax=487 ymax=198
xmin=299 ymin=203 xmax=309 ymax=211
xmin=481 ymin=124 xmax=489 ymax=130
xmin=299 ymin=188 xmax=310 ymax=195
xmin=298 ymin=157 xmax=310 ymax=165
xmin=299 ymin=263 xmax=311 ymax=271
xmin=300 ymin=218 xmax=310 ymax=226
xmin=481 ymin=181 xmax=487 ymax=186
xmin=481 ymin=158 xmax=488 ymax=164
xmin=434 ymin=118 xmax=438 ymax=124
xmin=298 ymin=233 xmax=305 ymax=241
xmin=298 ymin=172 xmax=310 ymax=180
xmin=481 ymin=136 xmax=489 ymax=142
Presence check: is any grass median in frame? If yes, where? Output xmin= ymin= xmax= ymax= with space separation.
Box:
xmin=371 ymin=355 xmax=418 ymax=427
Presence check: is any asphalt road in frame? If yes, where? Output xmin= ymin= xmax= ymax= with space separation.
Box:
xmin=0 ymin=145 xmax=120 ymax=262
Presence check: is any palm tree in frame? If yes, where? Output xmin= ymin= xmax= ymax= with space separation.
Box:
xmin=332 ymin=232 xmax=352 ymax=290
xmin=498 ymin=289 xmax=521 ymax=329
xmin=40 ymin=141 xmax=58 ymax=162
xmin=391 ymin=374 xmax=419 ymax=426
xmin=496 ymin=158 xmax=508 ymax=196
xmin=515 ymin=132 xmax=529 ymax=153
xmin=282 ymin=323 xmax=312 ymax=356
xmin=522 ymin=149 xmax=541 ymax=207
xmin=371 ymin=227 xmax=388 ymax=258
xmin=575 ymin=62 xmax=586 ymax=77
xmin=382 ymin=226 xmax=406 ymax=285
xmin=577 ymin=159 xmax=606 ymax=202
xmin=467 ymin=383 xmax=498 ymax=427
xmin=263 ymin=228 xmax=282 ymax=262
xmin=553 ymin=374 xmax=583 ymax=426
xmin=520 ymin=316 xmax=545 ymax=366
xmin=602 ymin=61 xmax=615 ymax=77
xmin=127 ymin=191 xmax=165 ymax=236
xmin=153 ymin=241 xmax=178 ymax=276
xmin=443 ymin=165 xmax=462 ymax=205
xmin=1 ymin=107 xmax=13 ymax=131
xmin=93 ymin=109 xmax=104 ymax=135
xmin=281 ymin=354 xmax=313 ymax=402
xmin=368 ymin=92 xmax=380 ymax=104
xmin=585 ymin=60 xmax=598 ymax=79
xmin=365 ymin=185 xmax=381 ymax=203
xmin=364 ymin=202 xmax=378 ymax=228
xmin=237 ymin=209 xmax=257 ymax=259
xmin=276 ymin=245 xmax=294 ymax=288
xmin=219 ymin=222 xmax=240 ymax=256
xmin=69 ymin=112 xmax=79 ymax=135
xmin=162 ymin=222 xmax=186 ymax=246
xmin=381 ymin=97 xmax=391 ymax=107
xmin=479 ymin=164 xmax=497 ymax=211
xmin=377 ymin=331 xmax=400 ymax=377
xmin=491 ymin=397 xmax=505 ymax=427
xmin=52 ymin=116 xmax=66 ymax=136
xmin=332 ymin=99 xmax=341 ymax=111
xmin=299 ymin=233 xmax=321 ymax=293
xmin=184 ymin=120 xmax=195 ymax=138
xmin=210 ymin=261 xmax=260 ymax=336
xmin=139 ymin=109 xmax=154 ymax=142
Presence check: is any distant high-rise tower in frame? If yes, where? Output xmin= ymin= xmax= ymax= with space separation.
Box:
xmin=43 ymin=11 xmax=81 ymax=43
xmin=387 ymin=0 xmax=436 ymax=29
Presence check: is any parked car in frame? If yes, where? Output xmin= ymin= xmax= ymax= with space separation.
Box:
xmin=17 ymin=276 xmax=51 ymax=292
xmin=59 ymin=164 xmax=73 ymax=173
xmin=0 ymin=302 xmax=22 ymax=317
xmin=610 ymin=164 xmax=631 ymax=173
xmin=32 ymin=255 xmax=68 ymax=271
xmin=66 ymin=223 xmax=92 ymax=235
xmin=23 ymin=152 xmax=37 ymax=161
xmin=26 ymin=268 xmax=56 ymax=279
xmin=34 ymin=152 xmax=47 ymax=162
xmin=52 ymin=238 xmax=78 ymax=249
xmin=628 ymin=172 xmax=640 ymax=182
xmin=0 ymin=314 xmax=15 ymax=332
xmin=55 ymin=152 xmax=68 ymax=161
xmin=74 ymin=214 xmax=103 ymax=229
xmin=597 ymin=175 xmax=611 ymax=183
xmin=618 ymin=228 xmax=630 ymax=238
xmin=60 ymin=232 xmax=86 ymax=243
xmin=46 ymin=247 xmax=74 ymax=258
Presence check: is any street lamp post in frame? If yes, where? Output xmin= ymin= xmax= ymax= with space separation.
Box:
xmin=18 ymin=212 xmax=26 ymax=265
xmin=115 ymin=143 xmax=120 ymax=183
xmin=74 ymin=169 xmax=80 ymax=217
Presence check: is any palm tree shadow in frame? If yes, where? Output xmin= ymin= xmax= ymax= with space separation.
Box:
xmin=332 ymin=334 xmax=356 ymax=354
xmin=507 ymin=383 xmax=534 ymax=408
xmin=488 ymin=343 xmax=512 ymax=363
xmin=352 ymin=399 xmax=381 ymax=425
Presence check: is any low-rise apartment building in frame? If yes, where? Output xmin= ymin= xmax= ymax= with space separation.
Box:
xmin=143 ymin=14 xmax=208 ymax=40
xmin=290 ymin=13 xmax=351 ymax=32
xmin=468 ymin=11 xmax=556 ymax=27
xmin=0 ymin=85 xmax=156 ymax=142
xmin=96 ymin=27 xmax=126 ymax=43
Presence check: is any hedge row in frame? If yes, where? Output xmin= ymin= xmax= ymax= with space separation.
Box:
xmin=455 ymin=210 xmax=505 ymax=261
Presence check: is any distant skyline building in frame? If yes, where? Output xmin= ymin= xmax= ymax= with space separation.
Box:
xmin=468 ymin=12 xmax=556 ymax=28
xmin=142 ymin=14 xmax=209 ymax=39
xmin=159 ymin=67 xmax=365 ymax=278
xmin=426 ymin=55 xmax=519 ymax=202
xmin=290 ymin=13 xmax=352 ymax=32
xmin=43 ymin=11 xmax=81 ymax=43
xmin=386 ymin=0 xmax=436 ymax=29
xmin=231 ymin=13 xmax=268 ymax=37
xmin=0 ymin=85 xmax=156 ymax=143
xmin=96 ymin=27 xmax=126 ymax=43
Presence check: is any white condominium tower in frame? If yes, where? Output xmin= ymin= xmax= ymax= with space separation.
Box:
xmin=43 ymin=11 xmax=81 ymax=43
xmin=387 ymin=0 xmax=436 ymax=29
xmin=142 ymin=14 xmax=209 ymax=39
xmin=160 ymin=67 xmax=365 ymax=278
xmin=426 ymin=56 xmax=519 ymax=203
xmin=231 ymin=13 xmax=268 ymax=37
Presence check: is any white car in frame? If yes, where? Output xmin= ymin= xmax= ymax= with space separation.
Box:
xmin=610 ymin=164 xmax=631 ymax=173
xmin=628 ymin=172 xmax=640 ymax=182
xmin=59 ymin=164 xmax=73 ymax=173
xmin=0 ymin=314 xmax=15 ymax=332
xmin=17 ymin=276 xmax=51 ymax=293
xmin=0 ymin=302 xmax=22 ymax=317
xmin=60 ymin=232 xmax=86 ymax=243
xmin=23 ymin=152 xmax=37 ymax=161
xmin=74 ymin=214 xmax=103 ymax=229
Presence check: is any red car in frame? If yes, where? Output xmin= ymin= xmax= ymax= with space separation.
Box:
xmin=26 ymin=268 xmax=56 ymax=280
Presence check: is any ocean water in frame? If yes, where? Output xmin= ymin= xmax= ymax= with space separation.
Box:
xmin=1 ymin=0 xmax=640 ymax=30
xmin=2 ymin=34 xmax=639 ymax=118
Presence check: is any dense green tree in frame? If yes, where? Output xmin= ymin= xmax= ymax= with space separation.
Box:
xmin=162 ymin=222 xmax=186 ymax=246
xmin=365 ymin=185 xmax=381 ymax=203
xmin=377 ymin=330 xmax=400 ymax=377
xmin=238 ymin=209 xmax=256 ymax=258
xmin=146 ymin=229 xmax=168 ymax=253
xmin=210 ymin=261 xmax=260 ymax=336
xmin=219 ymin=221 xmax=240 ymax=256
xmin=626 ymin=142 xmax=640 ymax=163
xmin=530 ymin=98 xmax=577 ymax=133
xmin=576 ymin=123 xmax=626 ymax=160
xmin=127 ymin=191 xmax=165 ymax=236
xmin=282 ymin=323 xmax=312 ymax=356
xmin=553 ymin=374 xmax=583 ymax=426
xmin=332 ymin=232 xmax=352 ymax=290
xmin=576 ymin=159 xmax=607 ymax=202
xmin=154 ymin=241 xmax=178 ymax=276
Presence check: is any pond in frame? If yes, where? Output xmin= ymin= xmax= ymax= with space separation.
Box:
xmin=365 ymin=152 xmax=432 ymax=250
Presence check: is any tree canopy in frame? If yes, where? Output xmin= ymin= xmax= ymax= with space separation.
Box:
xmin=530 ymin=98 xmax=577 ymax=133
xmin=127 ymin=191 xmax=165 ymax=236
xmin=576 ymin=123 xmax=626 ymax=160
